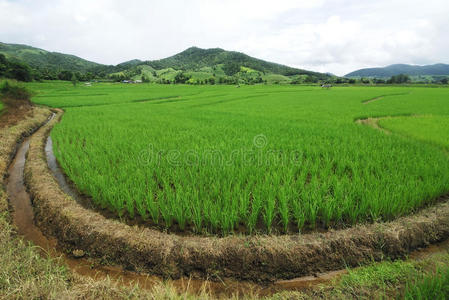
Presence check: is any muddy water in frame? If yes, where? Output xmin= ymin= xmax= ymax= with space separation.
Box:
xmin=7 ymin=138 xmax=54 ymax=251
xmin=7 ymin=122 xmax=449 ymax=297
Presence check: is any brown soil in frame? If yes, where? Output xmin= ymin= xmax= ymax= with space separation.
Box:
xmin=22 ymin=110 xmax=449 ymax=283
xmin=0 ymin=98 xmax=33 ymax=128
xmin=356 ymin=117 xmax=391 ymax=133
xmin=363 ymin=96 xmax=384 ymax=104
xmin=362 ymin=92 xmax=411 ymax=104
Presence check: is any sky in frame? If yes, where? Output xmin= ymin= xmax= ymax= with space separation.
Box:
xmin=1 ymin=0 xmax=448 ymax=76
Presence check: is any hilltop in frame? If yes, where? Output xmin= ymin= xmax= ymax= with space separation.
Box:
xmin=103 ymin=47 xmax=330 ymax=84
xmin=0 ymin=42 xmax=101 ymax=72
xmin=143 ymin=47 xmax=322 ymax=77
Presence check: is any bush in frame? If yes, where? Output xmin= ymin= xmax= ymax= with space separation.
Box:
xmin=0 ymin=81 xmax=31 ymax=100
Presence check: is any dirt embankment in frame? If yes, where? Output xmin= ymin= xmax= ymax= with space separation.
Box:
xmin=0 ymin=97 xmax=34 ymax=129
xmin=0 ymin=105 xmax=52 ymax=256
xmin=23 ymin=110 xmax=449 ymax=282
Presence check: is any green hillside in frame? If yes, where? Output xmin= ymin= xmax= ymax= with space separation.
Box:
xmin=144 ymin=47 xmax=324 ymax=77
xmin=0 ymin=42 xmax=331 ymax=84
xmin=108 ymin=47 xmax=330 ymax=84
xmin=0 ymin=42 xmax=101 ymax=72
xmin=346 ymin=64 xmax=449 ymax=78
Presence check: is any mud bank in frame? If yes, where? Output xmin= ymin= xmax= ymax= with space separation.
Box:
xmin=22 ymin=110 xmax=449 ymax=283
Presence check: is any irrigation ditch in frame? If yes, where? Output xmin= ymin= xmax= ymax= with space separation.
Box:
xmin=4 ymin=108 xmax=449 ymax=296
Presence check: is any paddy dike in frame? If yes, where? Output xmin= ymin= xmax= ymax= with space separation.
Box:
xmin=15 ymin=109 xmax=449 ymax=283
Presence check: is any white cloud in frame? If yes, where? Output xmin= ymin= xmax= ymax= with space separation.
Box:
xmin=0 ymin=0 xmax=448 ymax=75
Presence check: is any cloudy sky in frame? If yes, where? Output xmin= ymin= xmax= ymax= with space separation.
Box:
xmin=1 ymin=0 xmax=448 ymax=75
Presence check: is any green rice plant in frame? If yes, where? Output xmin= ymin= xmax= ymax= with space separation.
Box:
xmin=27 ymin=82 xmax=449 ymax=234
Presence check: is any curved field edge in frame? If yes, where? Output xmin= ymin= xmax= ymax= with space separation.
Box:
xmin=23 ymin=110 xmax=449 ymax=282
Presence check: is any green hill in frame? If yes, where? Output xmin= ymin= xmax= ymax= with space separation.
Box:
xmin=0 ymin=42 xmax=330 ymax=83
xmin=0 ymin=42 xmax=101 ymax=72
xmin=346 ymin=64 xmax=449 ymax=78
xmin=143 ymin=47 xmax=324 ymax=77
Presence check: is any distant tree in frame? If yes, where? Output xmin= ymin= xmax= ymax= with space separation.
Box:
xmin=85 ymin=72 xmax=94 ymax=81
xmin=304 ymin=75 xmax=318 ymax=83
xmin=71 ymin=73 xmax=78 ymax=87
xmin=360 ymin=77 xmax=371 ymax=84
xmin=0 ymin=54 xmax=7 ymax=77
xmin=441 ymin=78 xmax=448 ymax=84
xmin=387 ymin=74 xmax=410 ymax=84
xmin=58 ymin=70 xmax=73 ymax=81
xmin=7 ymin=61 xmax=32 ymax=82
xmin=348 ymin=79 xmax=356 ymax=84
xmin=223 ymin=62 xmax=240 ymax=76
xmin=174 ymin=72 xmax=191 ymax=84
xmin=373 ymin=78 xmax=386 ymax=84
xmin=141 ymin=75 xmax=150 ymax=83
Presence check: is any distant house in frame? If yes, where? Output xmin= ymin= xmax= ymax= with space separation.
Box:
xmin=122 ymin=80 xmax=130 ymax=83
xmin=134 ymin=80 xmax=142 ymax=83
xmin=84 ymin=82 xmax=92 ymax=86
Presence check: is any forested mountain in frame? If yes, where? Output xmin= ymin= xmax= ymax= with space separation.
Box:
xmin=142 ymin=47 xmax=324 ymax=77
xmin=0 ymin=42 xmax=100 ymax=72
xmin=0 ymin=42 xmax=330 ymax=83
xmin=346 ymin=64 xmax=449 ymax=78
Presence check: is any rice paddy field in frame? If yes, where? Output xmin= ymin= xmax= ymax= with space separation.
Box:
xmin=29 ymin=81 xmax=449 ymax=234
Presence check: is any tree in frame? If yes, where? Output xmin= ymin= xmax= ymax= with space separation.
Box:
xmin=58 ymin=70 xmax=73 ymax=81
xmin=0 ymin=54 xmax=7 ymax=77
xmin=373 ymin=78 xmax=386 ymax=84
xmin=141 ymin=75 xmax=150 ymax=83
xmin=387 ymin=74 xmax=410 ymax=84
xmin=71 ymin=73 xmax=78 ymax=87
xmin=360 ymin=77 xmax=371 ymax=84
xmin=7 ymin=61 xmax=32 ymax=82
xmin=174 ymin=72 xmax=191 ymax=84
xmin=223 ymin=62 xmax=240 ymax=76
xmin=441 ymin=78 xmax=448 ymax=84
xmin=304 ymin=75 xmax=318 ymax=83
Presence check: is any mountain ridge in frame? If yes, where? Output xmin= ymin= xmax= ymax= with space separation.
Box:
xmin=0 ymin=42 xmax=101 ymax=72
xmin=0 ymin=42 xmax=327 ymax=80
xmin=346 ymin=63 xmax=449 ymax=78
